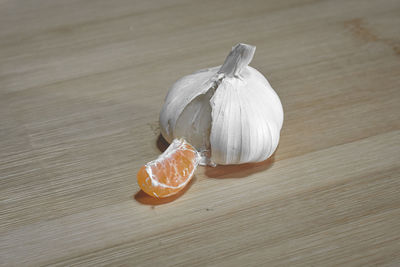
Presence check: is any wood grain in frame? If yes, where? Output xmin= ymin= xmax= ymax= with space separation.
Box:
xmin=1 ymin=0 xmax=399 ymax=266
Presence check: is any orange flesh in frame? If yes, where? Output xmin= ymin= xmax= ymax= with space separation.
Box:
xmin=137 ymin=139 xmax=199 ymax=198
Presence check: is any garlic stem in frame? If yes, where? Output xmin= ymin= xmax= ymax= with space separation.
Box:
xmin=218 ymin=43 xmax=256 ymax=78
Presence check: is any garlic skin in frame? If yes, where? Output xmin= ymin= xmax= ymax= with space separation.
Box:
xmin=159 ymin=44 xmax=283 ymax=165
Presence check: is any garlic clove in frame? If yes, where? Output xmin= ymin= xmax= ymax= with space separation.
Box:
xmin=210 ymin=76 xmax=280 ymax=164
xmin=159 ymin=67 xmax=218 ymax=143
xmin=174 ymin=85 xmax=213 ymax=152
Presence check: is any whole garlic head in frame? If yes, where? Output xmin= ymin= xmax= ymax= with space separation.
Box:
xmin=159 ymin=43 xmax=283 ymax=166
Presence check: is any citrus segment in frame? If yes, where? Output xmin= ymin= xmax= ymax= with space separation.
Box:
xmin=137 ymin=138 xmax=200 ymax=198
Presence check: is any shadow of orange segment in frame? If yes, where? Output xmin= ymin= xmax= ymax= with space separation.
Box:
xmin=134 ymin=176 xmax=195 ymax=205
xmin=204 ymin=155 xmax=275 ymax=179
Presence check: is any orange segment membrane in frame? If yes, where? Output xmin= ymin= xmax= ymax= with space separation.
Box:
xmin=137 ymin=138 xmax=200 ymax=198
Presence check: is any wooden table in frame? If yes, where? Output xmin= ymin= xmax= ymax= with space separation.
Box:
xmin=1 ymin=0 xmax=399 ymax=266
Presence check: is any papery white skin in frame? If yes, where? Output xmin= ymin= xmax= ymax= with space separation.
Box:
xmin=159 ymin=43 xmax=283 ymax=166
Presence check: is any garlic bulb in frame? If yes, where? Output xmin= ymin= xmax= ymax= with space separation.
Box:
xmin=159 ymin=43 xmax=283 ymax=166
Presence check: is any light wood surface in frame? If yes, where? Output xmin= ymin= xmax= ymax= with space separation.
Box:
xmin=1 ymin=0 xmax=400 ymax=266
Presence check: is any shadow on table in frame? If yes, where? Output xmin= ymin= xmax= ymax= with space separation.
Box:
xmin=134 ymin=176 xmax=196 ymax=206
xmin=156 ymin=134 xmax=169 ymax=153
xmin=204 ymin=155 xmax=275 ymax=179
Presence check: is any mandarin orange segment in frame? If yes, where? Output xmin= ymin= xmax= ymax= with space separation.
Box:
xmin=137 ymin=138 xmax=200 ymax=198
